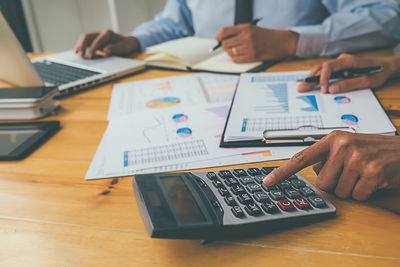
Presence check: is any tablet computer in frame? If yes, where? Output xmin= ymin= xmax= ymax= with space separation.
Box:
xmin=0 ymin=121 xmax=60 ymax=160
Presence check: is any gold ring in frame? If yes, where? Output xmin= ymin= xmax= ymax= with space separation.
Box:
xmin=231 ymin=47 xmax=237 ymax=56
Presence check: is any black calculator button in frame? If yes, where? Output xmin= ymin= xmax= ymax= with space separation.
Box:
xmin=299 ymin=186 xmax=315 ymax=197
xmin=262 ymin=185 xmax=279 ymax=192
xmin=247 ymin=168 xmax=262 ymax=176
xmin=218 ymin=187 xmax=229 ymax=196
xmin=288 ymin=175 xmax=298 ymax=180
xmin=231 ymin=206 xmax=245 ymax=218
xmin=238 ymin=193 xmax=254 ymax=204
xmin=261 ymin=167 xmax=275 ymax=175
xmin=269 ymin=190 xmax=286 ymax=200
xmin=195 ymin=178 xmax=207 ymax=188
xmin=224 ymin=177 xmax=239 ymax=187
xmin=239 ymin=176 xmax=254 ymax=185
xmin=244 ymin=203 xmax=262 ymax=216
xmin=284 ymin=188 xmax=301 ymax=199
xmin=233 ymin=169 xmax=247 ymax=177
xmin=253 ymin=192 xmax=270 ymax=203
xmin=290 ymin=179 xmax=306 ymax=189
xmin=224 ymin=196 xmax=237 ymax=206
xmin=308 ymin=195 xmax=327 ymax=208
xmin=293 ymin=198 xmax=311 ymax=209
xmin=261 ymin=202 xmax=279 ymax=214
xmin=206 ymin=172 xmax=217 ymax=180
xmin=278 ymin=180 xmax=292 ymax=190
xmin=253 ymin=175 xmax=264 ymax=184
xmin=246 ymin=183 xmax=262 ymax=193
xmin=218 ymin=170 xmax=233 ymax=179
xmin=231 ymin=185 xmax=246 ymax=195
xmin=212 ymin=180 xmax=223 ymax=188
xmin=277 ymin=199 xmax=295 ymax=211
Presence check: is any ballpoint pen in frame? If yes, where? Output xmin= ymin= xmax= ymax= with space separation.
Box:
xmin=297 ymin=66 xmax=383 ymax=83
xmin=209 ymin=17 xmax=263 ymax=53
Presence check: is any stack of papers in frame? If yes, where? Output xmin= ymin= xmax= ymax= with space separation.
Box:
xmin=86 ymin=73 xmax=304 ymax=180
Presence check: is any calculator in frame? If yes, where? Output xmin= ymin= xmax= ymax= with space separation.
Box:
xmin=132 ymin=167 xmax=336 ymax=240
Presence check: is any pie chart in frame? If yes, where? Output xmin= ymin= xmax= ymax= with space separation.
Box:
xmin=172 ymin=113 xmax=188 ymax=123
xmin=146 ymin=97 xmax=180 ymax=109
xmin=177 ymin=128 xmax=192 ymax=138
xmin=334 ymin=96 xmax=351 ymax=104
xmin=341 ymin=114 xmax=359 ymax=126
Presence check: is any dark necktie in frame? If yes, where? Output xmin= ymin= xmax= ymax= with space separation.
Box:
xmin=234 ymin=0 xmax=253 ymax=24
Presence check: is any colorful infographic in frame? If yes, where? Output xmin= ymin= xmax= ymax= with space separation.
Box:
xmin=341 ymin=114 xmax=359 ymax=126
xmin=177 ymin=128 xmax=192 ymax=138
xmin=172 ymin=113 xmax=189 ymax=123
xmin=297 ymin=95 xmax=319 ymax=112
xmin=146 ymin=97 xmax=180 ymax=109
xmin=334 ymin=96 xmax=351 ymax=104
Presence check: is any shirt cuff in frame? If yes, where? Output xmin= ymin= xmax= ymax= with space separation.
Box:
xmin=290 ymin=25 xmax=328 ymax=58
xmin=131 ymin=31 xmax=155 ymax=52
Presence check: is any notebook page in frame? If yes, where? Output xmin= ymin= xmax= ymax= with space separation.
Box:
xmin=146 ymin=37 xmax=217 ymax=67
xmin=194 ymin=52 xmax=261 ymax=73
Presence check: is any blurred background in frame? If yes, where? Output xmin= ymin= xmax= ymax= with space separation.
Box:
xmin=0 ymin=0 xmax=166 ymax=52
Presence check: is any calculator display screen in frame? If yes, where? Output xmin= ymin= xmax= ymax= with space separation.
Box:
xmin=160 ymin=176 xmax=207 ymax=224
xmin=0 ymin=129 xmax=39 ymax=156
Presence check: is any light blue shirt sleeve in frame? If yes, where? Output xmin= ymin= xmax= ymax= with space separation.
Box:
xmin=132 ymin=0 xmax=194 ymax=51
xmin=290 ymin=0 xmax=400 ymax=57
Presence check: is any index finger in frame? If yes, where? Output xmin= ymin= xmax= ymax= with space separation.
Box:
xmin=215 ymin=26 xmax=241 ymax=42
xmin=263 ymin=137 xmax=331 ymax=186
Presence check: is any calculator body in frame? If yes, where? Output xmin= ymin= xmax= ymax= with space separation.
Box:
xmin=132 ymin=167 xmax=336 ymax=240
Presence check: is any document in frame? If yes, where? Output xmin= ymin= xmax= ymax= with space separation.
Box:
xmin=107 ymin=73 xmax=238 ymax=120
xmin=86 ymin=103 xmax=304 ymax=179
xmin=222 ymin=71 xmax=396 ymax=145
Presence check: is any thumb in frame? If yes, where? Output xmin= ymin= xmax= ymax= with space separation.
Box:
xmin=103 ymin=42 xmax=133 ymax=56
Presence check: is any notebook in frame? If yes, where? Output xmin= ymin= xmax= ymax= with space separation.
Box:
xmin=145 ymin=37 xmax=273 ymax=74
xmin=220 ymin=71 xmax=397 ymax=147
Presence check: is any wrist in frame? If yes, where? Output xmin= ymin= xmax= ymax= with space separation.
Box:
xmin=126 ymin=35 xmax=140 ymax=53
xmin=285 ymin=31 xmax=299 ymax=57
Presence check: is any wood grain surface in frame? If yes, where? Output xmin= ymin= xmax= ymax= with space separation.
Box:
xmin=0 ymin=50 xmax=399 ymax=267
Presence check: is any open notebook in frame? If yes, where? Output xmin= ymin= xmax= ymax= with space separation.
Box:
xmin=145 ymin=37 xmax=268 ymax=74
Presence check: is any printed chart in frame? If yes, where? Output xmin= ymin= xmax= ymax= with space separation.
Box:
xmin=177 ymin=128 xmax=192 ymax=138
xmin=297 ymin=95 xmax=319 ymax=112
xmin=253 ymin=83 xmax=289 ymax=114
xmin=123 ymin=139 xmax=208 ymax=167
xmin=341 ymin=114 xmax=359 ymax=126
xmin=334 ymin=96 xmax=351 ymax=104
xmin=146 ymin=97 xmax=181 ymax=109
xmin=241 ymin=115 xmax=323 ymax=133
xmin=172 ymin=113 xmax=189 ymax=123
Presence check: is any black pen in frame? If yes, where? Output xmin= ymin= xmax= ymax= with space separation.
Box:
xmin=297 ymin=66 xmax=383 ymax=83
xmin=209 ymin=17 xmax=263 ymax=53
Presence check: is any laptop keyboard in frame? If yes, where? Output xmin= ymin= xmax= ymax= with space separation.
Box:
xmin=33 ymin=61 xmax=101 ymax=86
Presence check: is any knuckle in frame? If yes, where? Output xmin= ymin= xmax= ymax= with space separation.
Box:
xmin=291 ymin=151 xmax=306 ymax=165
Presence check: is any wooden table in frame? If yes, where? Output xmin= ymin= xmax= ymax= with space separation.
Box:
xmin=0 ymin=51 xmax=399 ymax=266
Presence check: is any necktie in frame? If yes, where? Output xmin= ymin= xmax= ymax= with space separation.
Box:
xmin=234 ymin=0 xmax=253 ymax=25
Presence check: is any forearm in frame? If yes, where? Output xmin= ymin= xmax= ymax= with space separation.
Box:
xmin=291 ymin=1 xmax=400 ymax=58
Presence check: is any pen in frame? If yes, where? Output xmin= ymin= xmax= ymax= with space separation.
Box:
xmin=209 ymin=17 xmax=263 ymax=53
xmin=297 ymin=66 xmax=383 ymax=83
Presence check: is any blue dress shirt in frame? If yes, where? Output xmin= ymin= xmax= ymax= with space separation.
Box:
xmin=132 ymin=0 xmax=400 ymax=58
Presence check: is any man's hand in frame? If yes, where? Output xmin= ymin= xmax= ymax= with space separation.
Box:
xmin=263 ymin=131 xmax=400 ymax=201
xmin=298 ymin=54 xmax=399 ymax=94
xmin=74 ymin=29 xmax=140 ymax=59
xmin=215 ymin=24 xmax=299 ymax=63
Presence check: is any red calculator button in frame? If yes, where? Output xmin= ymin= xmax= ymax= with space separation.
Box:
xmin=277 ymin=199 xmax=295 ymax=211
xmin=294 ymin=198 xmax=311 ymax=209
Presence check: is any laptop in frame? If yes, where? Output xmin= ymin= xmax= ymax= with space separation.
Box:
xmin=0 ymin=12 xmax=145 ymax=96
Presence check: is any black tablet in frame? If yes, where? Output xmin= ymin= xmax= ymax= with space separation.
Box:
xmin=0 ymin=121 xmax=60 ymax=160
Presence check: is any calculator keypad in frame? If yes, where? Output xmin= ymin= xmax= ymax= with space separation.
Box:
xmin=206 ymin=167 xmax=330 ymax=219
